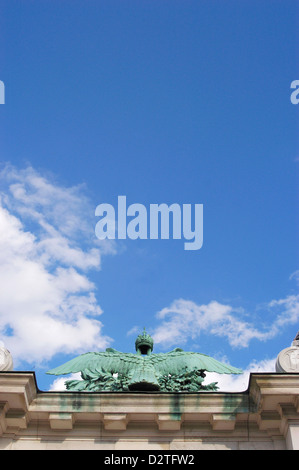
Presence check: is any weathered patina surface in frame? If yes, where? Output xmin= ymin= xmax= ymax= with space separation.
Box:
xmin=47 ymin=329 xmax=242 ymax=392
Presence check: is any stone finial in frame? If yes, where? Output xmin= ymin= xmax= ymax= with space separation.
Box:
xmin=0 ymin=342 xmax=13 ymax=371
xmin=275 ymin=331 xmax=299 ymax=373
xmin=292 ymin=331 xmax=299 ymax=347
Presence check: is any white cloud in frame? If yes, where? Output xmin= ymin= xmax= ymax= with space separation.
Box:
xmin=49 ymin=373 xmax=81 ymax=391
xmin=204 ymin=357 xmax=276 ymax=392
xmin=0 ymin=164 xmax=114 ymax=365
xmin=152 ymin=293 xmax=299 ymax=349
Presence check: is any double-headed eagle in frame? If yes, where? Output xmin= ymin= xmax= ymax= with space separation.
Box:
xmin=47 ymin=329 xmax=242 ymax=392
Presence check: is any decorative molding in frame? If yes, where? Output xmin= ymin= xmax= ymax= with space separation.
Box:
xmin=0 ymin=372 xmax=298 ymax=450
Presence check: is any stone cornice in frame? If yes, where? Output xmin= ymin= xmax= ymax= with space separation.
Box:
xmin=0 ymin=372 xmax=298 ymax=448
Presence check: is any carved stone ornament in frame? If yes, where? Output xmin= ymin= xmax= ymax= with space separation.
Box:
xmin=276 ymin=347 xmax=299 ymax=373
xmin=276 ymin=331 xmax=299 ymax=373
xmin=0 ymin=344 xmax=13 ymax=371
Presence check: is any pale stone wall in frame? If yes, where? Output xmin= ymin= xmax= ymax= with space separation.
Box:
xmin=0 ymin=372 xmax=298 ymax=450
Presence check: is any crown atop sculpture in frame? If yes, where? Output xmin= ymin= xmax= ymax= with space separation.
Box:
xmin=135 ymin=328 xmax=154 ymax=355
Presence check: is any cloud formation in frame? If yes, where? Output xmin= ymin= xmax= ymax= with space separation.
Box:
xmin=152 ymin=291 xmax=299 ymax=349
xmin=204 ymin=357 xmax=276 ymax=392
xmin=0 ymin=164 xmax=113 ymax=365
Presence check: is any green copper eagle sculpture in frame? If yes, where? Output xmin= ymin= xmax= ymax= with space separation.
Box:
xmin=47 ymin=329 xmax=242 ymax=392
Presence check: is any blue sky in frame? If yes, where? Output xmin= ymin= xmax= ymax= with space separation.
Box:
xmin=0 ymin=0 xmax=298 ymax=392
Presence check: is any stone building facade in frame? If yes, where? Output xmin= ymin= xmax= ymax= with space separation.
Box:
xmin=0 ymin=371 xmax=298 ymax=450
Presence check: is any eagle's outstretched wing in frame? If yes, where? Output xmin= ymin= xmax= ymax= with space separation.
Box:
xmin=149 ymin=349 xmax=242 ymax=376
xmin=47 ymin=348 xmax=142 ymax=376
